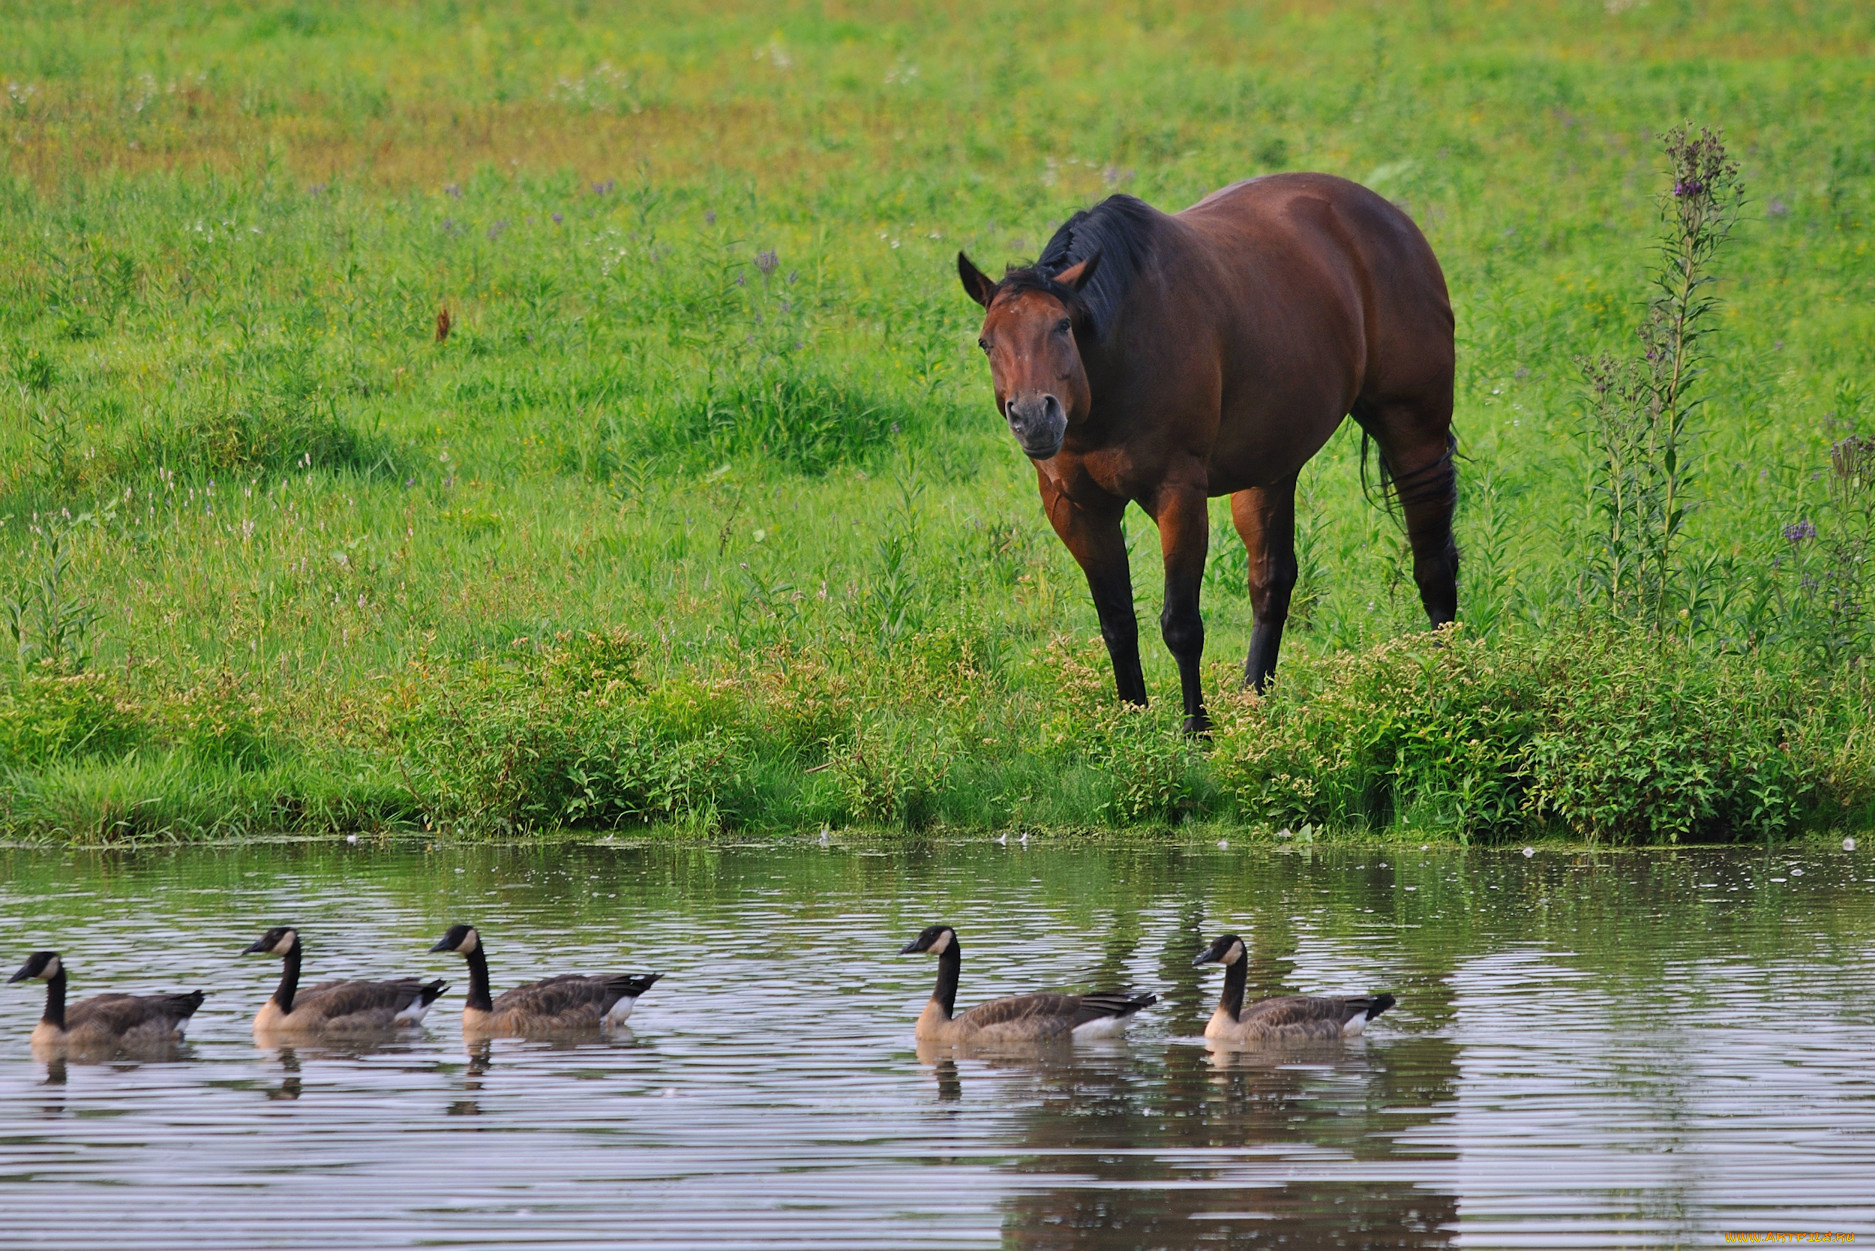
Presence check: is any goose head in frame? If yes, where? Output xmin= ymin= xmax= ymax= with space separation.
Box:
xmin=243 ymin=927 xmax=300 ymax=958
xmin=8 ymin=951 xmax=62 ymax=982
xmin=899 ymin=925 xmax=957 ymax=956
xmin=1192 ymin=934 xmax=1246 ymax=967
xmin=430 ymin=924 xmax=481 ymax=955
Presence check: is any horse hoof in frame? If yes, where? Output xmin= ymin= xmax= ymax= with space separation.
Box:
xmin=1182 ymin=714 xmax=1213 ymax=737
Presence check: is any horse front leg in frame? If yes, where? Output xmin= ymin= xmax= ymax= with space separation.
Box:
xmin=1041 ymin=477 xmax=1147 ymax=706
xmin=1152 ymin=486 xmax=1210 ymax=734
xmin=1231 ymin=475 xmax=1299 ymax=693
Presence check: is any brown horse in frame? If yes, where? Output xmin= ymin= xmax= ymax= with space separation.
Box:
xmin=959 ymin=173 xmax=1456 ymax=732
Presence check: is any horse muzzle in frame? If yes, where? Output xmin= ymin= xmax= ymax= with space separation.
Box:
xmin=1006 ymin=393 xmax=1067 ymax=460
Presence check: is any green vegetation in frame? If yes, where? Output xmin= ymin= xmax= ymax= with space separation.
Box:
xmin=2 ymin=0 xmax=1872 ymax=843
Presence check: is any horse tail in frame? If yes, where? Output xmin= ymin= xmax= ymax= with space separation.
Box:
xmin=1359 ymin=428 xmax=1392 ymax=514
xmin=1360 ymin=428 xmax=1457 ymax=520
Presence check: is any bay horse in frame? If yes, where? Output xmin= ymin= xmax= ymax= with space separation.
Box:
xmin=958 ymin=173 xmax=1456 ymax=732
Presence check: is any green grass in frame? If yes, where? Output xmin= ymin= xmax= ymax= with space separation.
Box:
xmin=1 ymin=0 xmax=1872 ymax=843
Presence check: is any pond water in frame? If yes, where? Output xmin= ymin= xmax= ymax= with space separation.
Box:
xmin=0 ymin=839 xmax=1872 ymax=1249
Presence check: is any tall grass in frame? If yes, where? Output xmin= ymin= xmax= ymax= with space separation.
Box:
xmin=2 ymin=0 xmax=1872 ymax=842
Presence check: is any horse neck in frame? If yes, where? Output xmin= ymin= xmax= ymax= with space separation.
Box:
xmin=931 ymin=941 xmax=961 ymax=1019
xmin=272 ymin=942 xmax=303 ymax=1014
xmin=464 ymin=946 xmax=494 ymax=1013
xmin=41 ymin=967 xmax=67 ymax=1030
xmin=1219 ymin=958 xmax=1247 ymax=1022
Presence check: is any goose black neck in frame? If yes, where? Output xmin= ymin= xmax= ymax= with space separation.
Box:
xmin=42 ymin=967 xmax=67 ymax=1030
xmin=464 ymin=946 xmax=493 ymax=1013
xmin=932 ymin=939 xmax=961 ymax=1018
xmin=272 ymin=941 xmax=303 ymax=1014
xmin=1219 ymin=957 xmax=1247 ymax=1022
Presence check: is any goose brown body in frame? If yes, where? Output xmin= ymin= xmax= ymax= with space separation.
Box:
xmin=244 ymin=928 xmax=446 ymax=1039
xmin=1194 ymin=934 xmax=1394 ymax=1045
xmin=901 ymin=925 xmax=1156 ymax=1045
xmin=433 ymin=925 xmax=660 ymax=1036
xmin=9 ymin=952 xmax=203 ymax=1056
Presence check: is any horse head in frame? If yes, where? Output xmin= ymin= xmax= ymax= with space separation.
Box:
xmin=958 ymin=251 xmax=1101 ymax=460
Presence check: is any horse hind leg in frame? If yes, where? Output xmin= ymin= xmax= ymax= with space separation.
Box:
xmin=1231 ymin=475 xmax=1299 ymax=693
xmin=1359 ymin=412 xmax=1459 ymax=628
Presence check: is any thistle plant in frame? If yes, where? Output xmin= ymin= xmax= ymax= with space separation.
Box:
xmin=1779 ymin=434 xmax=1875 ymax=665
xmin=1579 ymin=125 xmax=1743 ymax=631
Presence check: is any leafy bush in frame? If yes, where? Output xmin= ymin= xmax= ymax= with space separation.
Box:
xmin=0 ymin=670 xmax=150 ymax=766
xmin=1213 ymin=626 xmax=1825 ymax=842
xmin=831 ymin=719 xmax=952 ymax=830
xmin=1085 ymin=705 xmax=1213 ymax=825
xmin=385 ymin=631 xmax=758 ymax=831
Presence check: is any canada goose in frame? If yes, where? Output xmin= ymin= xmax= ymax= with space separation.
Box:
xmin=899 ymin=924 xmax=1157 ymax=1044
xmin=242 ymin=927 xmax=447 ymax=1038
xmin=7 ymin=951 xmax=204 ymax=1055
xmin=429 ymin=924 xmax=661 ymax=1036
xmin=1192 ymin=934 xmax=1395 ymax=1044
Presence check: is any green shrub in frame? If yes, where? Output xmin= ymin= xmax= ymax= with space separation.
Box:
xmin=1212 ymin=626 xmax=1822 ymax=843
xmin=831 ymin=719 xmax=952 ymax=830
xmin=0 ymin=670 xmax=150 ymax=766
xmin=1086 ymin=704 xmax=1213 ymax=826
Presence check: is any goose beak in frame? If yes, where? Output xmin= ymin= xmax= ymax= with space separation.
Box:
xmin=898 ymin=939 xmax=924 ymax=955
xmin=5 ymin=966 xmax=29 ymax=983
xmin=241 ymin=939 xmax=271 ymax=955
xmin=429 ymin=937 xmax=455 ymax=953
xmin=1192 ymin=949 xmax=1220 ymax=966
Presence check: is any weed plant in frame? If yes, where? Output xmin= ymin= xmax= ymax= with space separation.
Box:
xmin=1 ymin=0 xmax=1872 ymax=842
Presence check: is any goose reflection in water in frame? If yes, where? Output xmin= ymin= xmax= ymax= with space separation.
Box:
xmin=972 ymin=912 xmax=1463 ymax=1249
xmin=265 ymin=1046 xmax=302 ymax=1102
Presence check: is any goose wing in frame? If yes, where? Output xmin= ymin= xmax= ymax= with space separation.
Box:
xmin=1236 ymin=993 xmax=1393 ymax=1040
xmin=957 ymin=989 xmax=1157 ymax=1039
xmin=64 ymin=991 xmax=205 ymax=1040
xmin=489 ymin=972 xmax=661 ymax=1030
xmin=292 ymin=978 xmax=447 ymax=1028
xmin=489 ymin=975 xmax=611 ymax=1027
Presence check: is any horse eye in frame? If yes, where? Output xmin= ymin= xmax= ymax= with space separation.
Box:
xmin=1055 ymin=318 xmax=1072 ymax=334
xmin=977 ymin=338 xmax=989 ymax=353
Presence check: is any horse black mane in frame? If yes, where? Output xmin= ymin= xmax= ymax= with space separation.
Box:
xmin=998 ymin=194 xmax=1160 ymax=340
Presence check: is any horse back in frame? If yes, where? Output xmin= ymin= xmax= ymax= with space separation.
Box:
xmin=1163 ymin=174 xmax=1453 ymax=489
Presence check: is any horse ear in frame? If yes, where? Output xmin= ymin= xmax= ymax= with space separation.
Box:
xmin=957 ymin=252 xmax=998 ymax=308
xmin=1052 ymin=252 xmax=1101 ymax=292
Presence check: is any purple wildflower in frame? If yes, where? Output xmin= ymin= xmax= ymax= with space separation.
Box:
xmin=1768 ymin=198 xmax=1790 ymax=218
xmin=552 ymin=212 xmax=563 ymax=224
xmin=309 ymin=182 xmax=326 ymax=196
xmin=488 ymin=219 xmax=508 ymax=240
xmin=445 ymin=184 xmax=462 ymax=198
xmin=755 ymin=248 xmax=778 ymax=275
xmin=705 ymin=210 xmax=716 ymax=225
xmin=592 ymin=179 xmax=615 ymax=195
xmin=1672 ymin=177 xmax=1704 ymax=198
xmin=1783 ymin=519 xmax=1817 ymax=543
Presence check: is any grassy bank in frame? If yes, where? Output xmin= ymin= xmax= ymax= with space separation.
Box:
xmin=2 ymin=0 xmax=1873 ymax=843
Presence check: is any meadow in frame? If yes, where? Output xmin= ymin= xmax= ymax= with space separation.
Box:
xmin=1 ymin=0 xmax=1872 ymax=843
